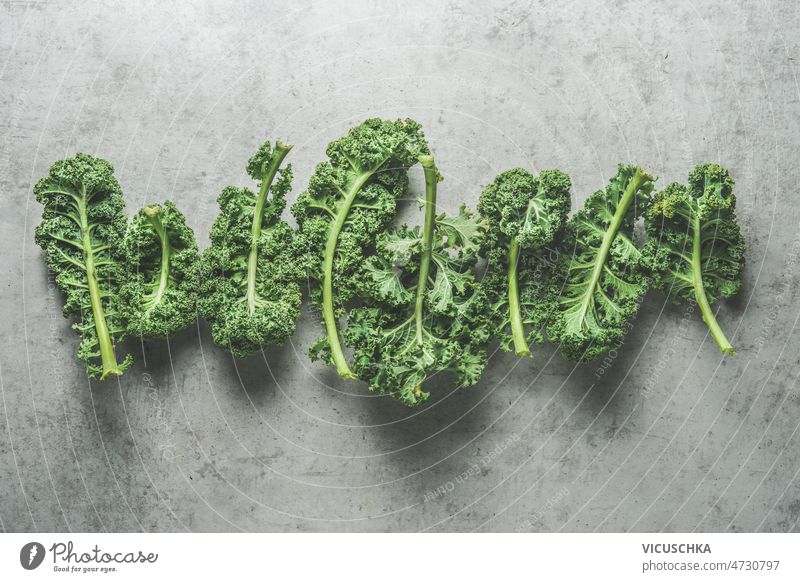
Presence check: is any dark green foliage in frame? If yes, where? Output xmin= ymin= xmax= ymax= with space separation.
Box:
xmin=33 ymin=133 xmax=745 ymax=395
xmin=478 ymin=168 xmax=571 ymax=249
xmin=120 ymin=201 xmax=201 ymax=338
xmin=291 ymin=118 xmax=430 ymax=379
xmin=199 ymin=140 xmax=302 ymax=358
xmin=643 ymin=164 xmax=745 ymax=354
xmin=478 ymin=168 xmax=571 ymax=356
xmin=34 ymin=153 xmax=132 ymax=379
xmin=343 ymin=156 xmax=490 ymax=405
xmin=547 ymin=165 xmax=654 ymax=362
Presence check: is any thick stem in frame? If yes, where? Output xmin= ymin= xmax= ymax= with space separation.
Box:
xmin=692 ymin=214 xmax=735 ymax=355
xmin=246 ymin=141 xmax=293 ymax=314
xmin=78 ymin=188 xmax=122 ymax=379
xmin=576 ymin=167 xmax=648 ymax=325
xmin=321 ymin=172 xmax=372 ymax=380
xmin=507 ymin=238 xmax=531 ymax=357
xmin=415 ymin=155 xmax=438 ymax=347
xmin=143 ymin=205 xmax=169 ymax=309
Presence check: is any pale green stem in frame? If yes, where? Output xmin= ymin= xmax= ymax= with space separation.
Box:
xmin=78 ymin=187 xmax=122 ymax=379
xmin=507 ymin=238 xmax=531 ymax=357
xmin=692 ymin=214 xmax=735 ymax=355
xmin=321 ymin=172 xmax=372 ymax=380
xmin=246 ymin=141 xmax=293 ymax=314
xmin=415 ymin=155 xmax=438 ymax=347
xmin=143 ymin=205 xmax=169 ymax=309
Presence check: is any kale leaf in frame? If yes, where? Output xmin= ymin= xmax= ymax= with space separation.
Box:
xmin=548 ymin=165 xmax=654 ymax=361
xmin=643 ymin=164 xmax=745 ymax=354
xmin=292 ymin=118 xmax=429 ymax=379
xmin=34 ymin=153 xmax=132 ymax=378
xmin=120 ymin=201 xmax=201 ymax=339
xmin=199 ymin=140 xmax=301 ymax=357
xmin=344 ymin=156 xmax=490 ymax=405
xmin=478 ymin=168 xmax=571 ymax=356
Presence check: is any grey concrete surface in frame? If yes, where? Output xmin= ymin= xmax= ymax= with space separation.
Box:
xmin=1 ymin=0 xmax=799 ymax=532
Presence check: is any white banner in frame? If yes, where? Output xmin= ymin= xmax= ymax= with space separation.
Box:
xmin=1 ymin=533 xmax=798 ymax=581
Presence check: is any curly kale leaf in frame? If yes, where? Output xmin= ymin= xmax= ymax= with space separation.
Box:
xmin=119 ymin=201 xmax=200 ymax=338
xmin=291 ymin=118 xmax=429 ymax=379
xmin=643 ymin=164 xmax=744 ymax=354
xmin=199 ymin=140 xmax=302 ymax=358
xmin=33 ymin=153 xmax=132 ymax=379
xmin=343 ymin=156 xmax=490 ymax=406
xmin=547 ymin=165 xmax=654 ymax=362
xmin=478 ymin=168 xmax=571 ymax=356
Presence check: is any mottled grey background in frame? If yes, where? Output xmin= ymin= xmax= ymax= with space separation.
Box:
xmin=1 ymin=0 xmax=799 ymax=533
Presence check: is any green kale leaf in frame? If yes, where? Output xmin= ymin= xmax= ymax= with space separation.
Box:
xmin=643 ymin=164 xmax=745 ymax=354
xmin=199 ymin=140 xmax=301 ymax=357
xmin=478 ymin=168 xmax=571 ymax=356
xmin=120 ymin=201 xmax=201 ymax=339
xmin=344 ymin=156 xmax=490 ymax=405
xmin=34 ymin=153 xmax=132 ymax=379
xmin=291 ymin=118 xmax=429 ymax=379
xmin=547 ymin=165 xmax=654 ymax=361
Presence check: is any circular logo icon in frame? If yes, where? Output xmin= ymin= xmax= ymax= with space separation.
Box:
xmin=20 ymin=542 xmax=45 ymax=570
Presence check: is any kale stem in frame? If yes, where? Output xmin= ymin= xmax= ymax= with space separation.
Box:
xmin=692 ymin=213 xmax=735 ymax=355
xmin=507 ymin=238 xmax=531 ymax=357
xmin=143 ymin=205 xmax=169 ymax=309
xmin=246 ymin=141 xmax=292 ymax=315
xmin=415 ymin=155 xmax=438 ymax=347
xmin=321 ymin=171 xmax=373 ymax=381
xmin=78 ymin=186 xmax=121 ymax=379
